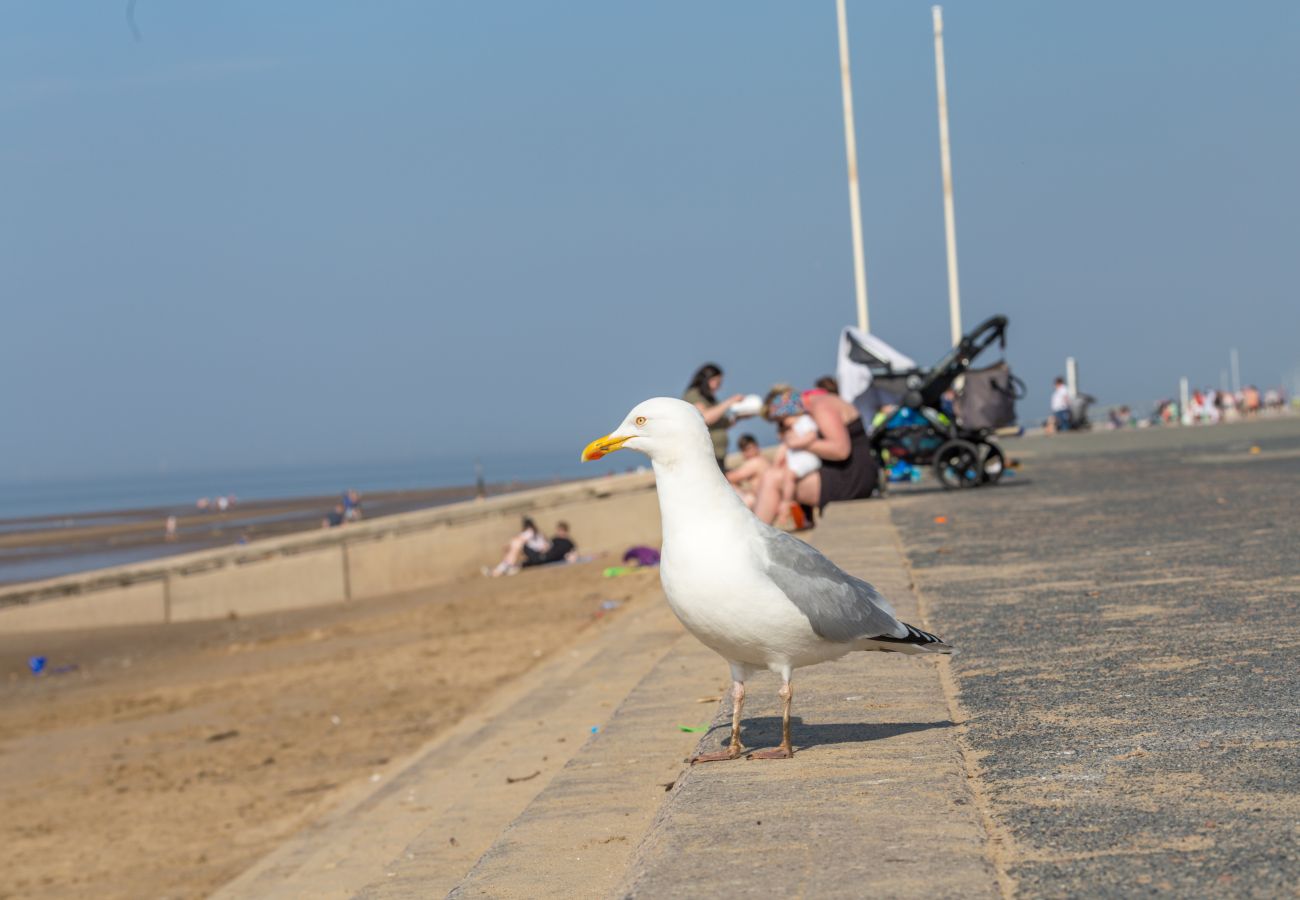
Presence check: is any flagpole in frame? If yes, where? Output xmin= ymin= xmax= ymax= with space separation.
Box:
xmin=932 ymin=5 xmax=962 ymax=347
xmin=836 ymin=0 xmax=870 ymax=333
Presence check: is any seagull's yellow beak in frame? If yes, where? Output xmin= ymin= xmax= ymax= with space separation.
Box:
xmin=581 ymin=433 xmax=630 ymax=462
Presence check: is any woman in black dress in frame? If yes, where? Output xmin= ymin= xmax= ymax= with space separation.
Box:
xmin=752 ymin=384 xmax=878 ymax=525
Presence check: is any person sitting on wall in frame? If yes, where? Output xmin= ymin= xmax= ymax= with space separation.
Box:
xmin=725 ymin=433 xmax=771 ymax=508
xmin=751 ymin=383 xmax=879 ymax=525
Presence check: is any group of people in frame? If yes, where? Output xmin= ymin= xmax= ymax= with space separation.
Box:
xmin=321 ymin=489 xmax=364 ymax=528
xmin=1175 ymin=385 xmax=1285 ymax=425
xmin=1087 ymin=386 xmax=1289 ymax=430
xmin=684 ymin=364 xmax=878 ymax=532
xmin=485 ymin=518 xmax=578 ymax=577
xmin=483 ymin=364 xmax=885 ymax=576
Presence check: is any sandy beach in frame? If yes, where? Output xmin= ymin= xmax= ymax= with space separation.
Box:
xmin=0 ymin=557 xmax=658 ymax=898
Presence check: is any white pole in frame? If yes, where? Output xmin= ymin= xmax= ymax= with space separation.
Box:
xmin=932 ymin=5 xmax=962 ymax=347
xmin=1066 ymin=356 xmax=1078 ymax=400
xmin=836 ymin=0 xmax=870 ymax=333
xmin=1179 ymin=376 xmax=1190 ymax=426
xmin=1230 ymin=347 xmax=1240 ymax=394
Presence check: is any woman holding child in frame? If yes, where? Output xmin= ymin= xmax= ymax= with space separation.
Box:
xmin=752 ymin=382 xmax=879 ymax=527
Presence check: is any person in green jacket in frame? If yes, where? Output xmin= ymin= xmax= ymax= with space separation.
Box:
xmin=683 ymin=363 xmax=745 ymax=470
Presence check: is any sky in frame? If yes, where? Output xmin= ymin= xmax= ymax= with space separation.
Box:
xmin=3 ymin=1 xmax=1298 ymax=484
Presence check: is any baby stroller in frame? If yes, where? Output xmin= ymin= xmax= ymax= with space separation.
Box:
xmin=836 ymin=316 xmax=1024 ymax=490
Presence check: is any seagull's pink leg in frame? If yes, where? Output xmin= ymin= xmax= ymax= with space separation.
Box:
xmin=691 ymin=680 xmax=746 ymax=764
xmin=748 ymin=680 xmax=794 ymax=760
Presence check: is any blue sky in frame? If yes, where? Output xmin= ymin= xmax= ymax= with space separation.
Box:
xmin=3 ymin=1 xmax=1298 ymax=483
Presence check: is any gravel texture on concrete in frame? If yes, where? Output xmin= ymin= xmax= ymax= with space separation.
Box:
xmin=890 ymin=418 xmax=1300 ymax=898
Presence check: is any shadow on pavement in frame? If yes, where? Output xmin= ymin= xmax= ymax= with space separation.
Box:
xmin=727 ymin=716 xmax=954 ymax=750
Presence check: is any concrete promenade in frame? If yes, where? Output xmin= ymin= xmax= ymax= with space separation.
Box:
xmin=215 ymin=416 xmax=1298 ymax=898
xmin=892 ymin=416 xmax=1300 ymax=896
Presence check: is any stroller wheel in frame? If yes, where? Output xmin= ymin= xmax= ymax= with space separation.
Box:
xmin=934 ymin=439 xmax=981 ymax=489
xmin=980 ymin=443 xmax=1006 ymax=485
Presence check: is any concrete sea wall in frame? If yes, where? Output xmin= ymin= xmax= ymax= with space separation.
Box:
xmin=0 ymin=472 xmax=660 ymax=634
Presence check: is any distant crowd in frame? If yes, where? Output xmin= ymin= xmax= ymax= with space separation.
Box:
xmin=1049 ymin=376 xmax=1291 ymax=433
xmin=1152 ymin=385 xmax=1288 ymax=427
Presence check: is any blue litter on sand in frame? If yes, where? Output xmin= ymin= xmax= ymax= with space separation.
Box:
xmin=28 ymin=656 xmax=47 ymax=675
xmin=590 ymin=726 xmax=600 ymax=734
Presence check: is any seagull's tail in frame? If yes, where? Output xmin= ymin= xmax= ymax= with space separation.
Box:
xmin=867 ymin=622 xmax=953 ymax=655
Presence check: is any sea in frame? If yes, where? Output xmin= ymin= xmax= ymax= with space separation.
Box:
xmin=2 ymin=453 xmax=593 ymax=522
xmin=0 ymin=452 xmax=609 ymax=585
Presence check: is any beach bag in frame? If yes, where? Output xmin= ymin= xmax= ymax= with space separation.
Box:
xmin=955 ymin=362 xmax=1022 ymax=430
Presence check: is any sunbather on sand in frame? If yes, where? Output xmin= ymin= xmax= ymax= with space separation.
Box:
xmin=521 ymin=521 xmax=578 ymax=568
xmin=487 ymin=519 xmax=579 ymax=576
xmin=487 ymin=517 xmax=550 ymax=577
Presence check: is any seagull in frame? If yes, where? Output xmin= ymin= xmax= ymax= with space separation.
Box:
xmin=581 ymin=397 xmax=952 ymax=762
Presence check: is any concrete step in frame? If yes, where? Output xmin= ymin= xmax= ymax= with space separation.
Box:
xmin=435 ymin=632 xmax=718 ymax=899
xmin=213 ymin=580 xmax=689 ymax=900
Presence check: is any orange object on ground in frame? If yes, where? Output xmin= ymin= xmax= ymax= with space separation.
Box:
xmin=789 ymin=503 xmax=809 ymax=531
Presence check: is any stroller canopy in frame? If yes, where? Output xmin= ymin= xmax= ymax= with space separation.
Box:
xmin=835 ymin=327 xmax=920 ymax=425
xmin=835 ymin=316 xmax=1013 ymax=429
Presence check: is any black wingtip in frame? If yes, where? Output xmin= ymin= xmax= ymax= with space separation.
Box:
xmin=874 ymin=622 xmax=950 ymax=649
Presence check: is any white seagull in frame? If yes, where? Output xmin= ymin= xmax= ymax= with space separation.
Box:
xmin=582 ymin=397 xmax=952 ymax=761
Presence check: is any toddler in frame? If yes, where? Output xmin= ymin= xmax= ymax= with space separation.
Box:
xmin=774 ymin=414 xmax=820 ymax=529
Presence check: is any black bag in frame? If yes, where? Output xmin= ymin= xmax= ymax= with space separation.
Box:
xmin=955 ymin=362 xmax=1022 ymax=430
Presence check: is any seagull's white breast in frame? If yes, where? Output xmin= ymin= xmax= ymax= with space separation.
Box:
xmin=659 ymin=516 xmax=839 ymax=671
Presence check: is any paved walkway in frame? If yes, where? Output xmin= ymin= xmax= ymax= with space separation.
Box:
xmin=217 ymin=500 xmax=1005 ymax=899
xmin=889 ymin=417 xmax=1300 ymax=897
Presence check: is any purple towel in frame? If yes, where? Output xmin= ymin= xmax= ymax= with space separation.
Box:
xmin=622 ymin=546 xmax=661 ymax=567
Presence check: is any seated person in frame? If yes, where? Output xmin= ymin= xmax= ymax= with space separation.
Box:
xmin=522 ymin=521 xmax=578 ymax=567
xmin=321 ymin=503 xmax=346 ymax=528
xmin=725 ymin=434 xmax=771 ymax=508
xmin=487 ymin=517 xmax=550 ymax=577
xmin=773 ymin=412 xmax=821 ymax=530
xmin=752 ymin=383 xmax=878 ymax=526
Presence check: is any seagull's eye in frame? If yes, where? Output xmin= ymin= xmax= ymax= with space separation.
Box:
xmin=635 ymin=416 xmax=647 ymax=427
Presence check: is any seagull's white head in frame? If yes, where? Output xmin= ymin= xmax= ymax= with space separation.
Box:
xmin=581 ymin=397 xmax=713 ymax=467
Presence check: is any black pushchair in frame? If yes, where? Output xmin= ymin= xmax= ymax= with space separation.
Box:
xmin=836 ymin=316 xmax=1024 ymax=490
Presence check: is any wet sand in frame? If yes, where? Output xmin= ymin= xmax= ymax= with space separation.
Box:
xmin=0 ymin=482 xmax=548 ymax=586
xmin=0 ymin=557 xmax=653 ymax=898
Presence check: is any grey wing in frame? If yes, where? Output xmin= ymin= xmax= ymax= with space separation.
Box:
xmin=761 ymin=526 xmax=907 ymax=643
